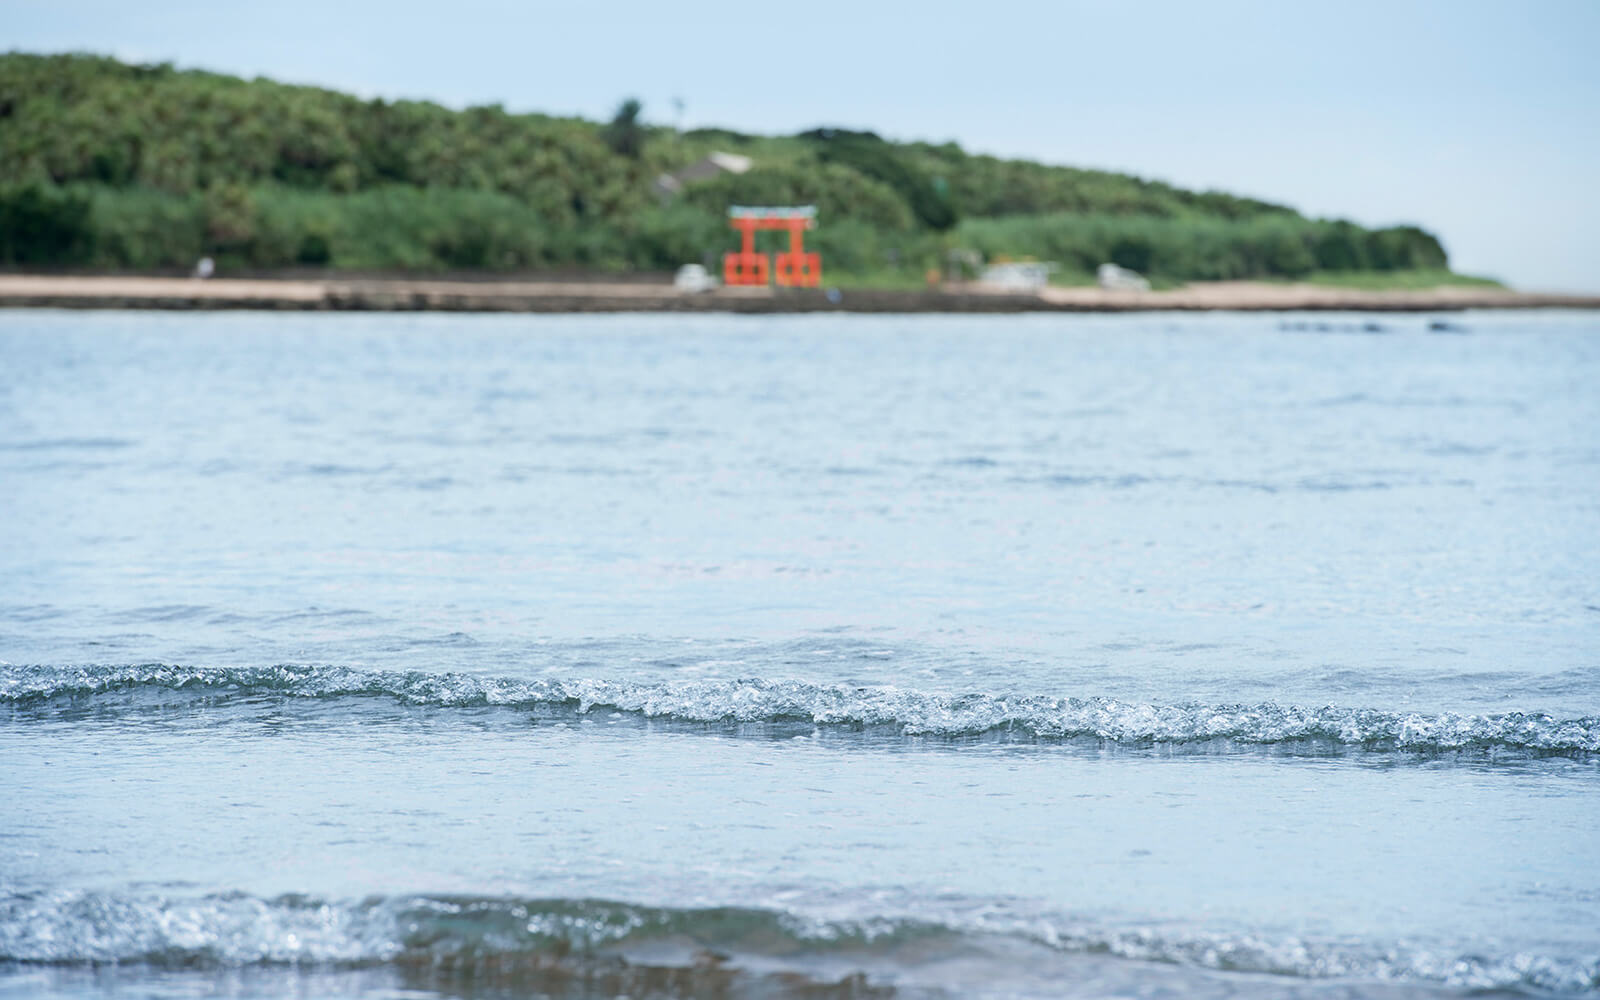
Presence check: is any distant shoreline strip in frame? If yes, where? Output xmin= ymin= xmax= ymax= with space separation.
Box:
xmin=2 ymin=275 xmax=1597 ymax=314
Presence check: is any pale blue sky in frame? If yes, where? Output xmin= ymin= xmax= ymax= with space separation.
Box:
xmin=7 ymin=0 xmax=1598 ymax=289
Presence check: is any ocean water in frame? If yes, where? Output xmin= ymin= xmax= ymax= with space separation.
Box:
xmin=0 ymin=308 xmax=1596 ymax=999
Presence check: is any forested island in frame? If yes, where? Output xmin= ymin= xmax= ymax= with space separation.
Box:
xmin=1 ymin=52 xmax=1475 ymax=288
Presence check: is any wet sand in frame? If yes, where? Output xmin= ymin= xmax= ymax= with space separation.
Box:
xmin=1 ymin=274 xmax=1594 ymax=312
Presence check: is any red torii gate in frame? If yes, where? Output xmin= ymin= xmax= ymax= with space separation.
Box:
xmin=724 ymin=205 xmax=821 ymax=288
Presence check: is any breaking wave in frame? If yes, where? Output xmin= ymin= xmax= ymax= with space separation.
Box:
xmin=1 ymin=890 xmax=1595 ymax=995
xmin=3 ymin=663 xmax=1597 ymax=755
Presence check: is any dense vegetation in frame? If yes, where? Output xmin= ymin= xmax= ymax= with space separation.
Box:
xmin=0 ymin=52 xmax=1452 ymax=282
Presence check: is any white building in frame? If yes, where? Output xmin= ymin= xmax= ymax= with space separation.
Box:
xmin=654 ymin=151 xmax=754 ymax=198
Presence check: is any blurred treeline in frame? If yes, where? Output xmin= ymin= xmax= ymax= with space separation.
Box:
xmin=0 ymin=53 xmax=1450 ymax=281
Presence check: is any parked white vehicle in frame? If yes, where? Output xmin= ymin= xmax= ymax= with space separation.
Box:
xmin=673 ymin=263 xmax=718 ymax=293
xmin=978 ymin=261 xmax=1054 ymax=291
xmin=1097 ymin=262 xmax=1151 ymax=291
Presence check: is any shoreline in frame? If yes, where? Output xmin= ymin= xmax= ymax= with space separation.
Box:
xmin=1 ymin=274 xmax=1596 ymax=313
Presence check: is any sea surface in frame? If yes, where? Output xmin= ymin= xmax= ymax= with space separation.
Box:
xmin=1 ymin=308 xmax=1596 ymax=999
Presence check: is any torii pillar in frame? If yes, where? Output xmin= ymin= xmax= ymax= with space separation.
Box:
xmin=724 ymin=206 xmax=821 ymax=288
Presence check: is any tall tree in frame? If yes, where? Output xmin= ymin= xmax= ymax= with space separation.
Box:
xmin=603 ymin=98 xmax=643 ymax=159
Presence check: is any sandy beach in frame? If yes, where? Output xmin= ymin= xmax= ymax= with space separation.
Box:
xmin=1 ymin=273 xmax=1595 ymax=313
